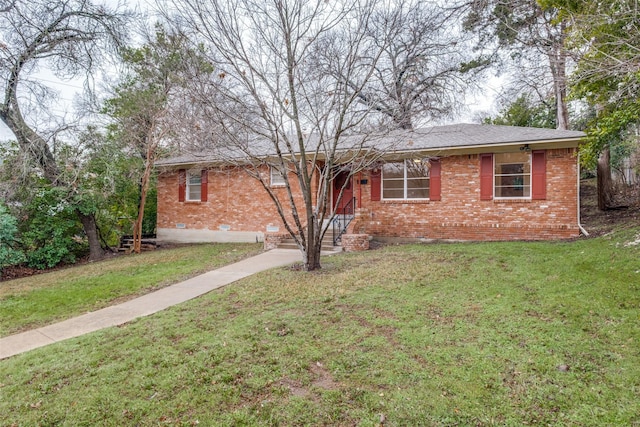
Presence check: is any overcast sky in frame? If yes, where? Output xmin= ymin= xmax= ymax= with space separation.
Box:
xmin=0 ymin=72 xmax=86 ymax=141
xmin=0 ymin=114 xmax=12 ymax=139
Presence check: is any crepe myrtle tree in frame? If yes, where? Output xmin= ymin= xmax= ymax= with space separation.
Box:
xmin=0 ymin=0 xmax=130 ymax=260
xmin=164 ymin=0 xmax=397 ymax=271
xmin=104 ymin=24 xmax=214 ymax=253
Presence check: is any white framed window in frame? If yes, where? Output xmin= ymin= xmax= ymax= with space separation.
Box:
xmin=270 ymin=165 xmax=286 ymax=186
xmin=494 ymin=152 xmax=531 ymax=198
xmin=187 ymin=170 xmax=202 ymax=201
xmin=382 ymin=159 xmax=430 ymax=200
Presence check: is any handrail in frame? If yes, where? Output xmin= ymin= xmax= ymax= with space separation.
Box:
xmin=332 ymin=197 xmax=355 ymax=246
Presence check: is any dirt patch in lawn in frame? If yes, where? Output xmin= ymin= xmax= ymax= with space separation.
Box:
xmin=280 ymin=361 xmax=341 ymax=400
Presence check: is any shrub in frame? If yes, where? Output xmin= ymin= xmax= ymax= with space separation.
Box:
xmin=20 ymin=187 xmax=86 ymax=269
xmin=0 ymin=203 xmax=25 ymax=277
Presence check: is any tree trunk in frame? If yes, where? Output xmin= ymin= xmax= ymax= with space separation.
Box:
xmin=549 ymin=38 xmax=569 ymax=131
xmin=597 ymin=146 xmax=614 ymax=210
xmin=78 ymin=211 xmax=104 ymax=261
xmin=304 ymin=218 xmax=322 ymax=271
xmin=133 ymin=170 xmax=150 ymax=254
xmin=133 ymin=143 xmax=155 ymax=254
xmin=395 ymin=109 xmax=414 ymax=131
xmin=132 ymin=186 xmax=146 ymax=254
xmin=2 ymin=100 xmax=60 ymax=183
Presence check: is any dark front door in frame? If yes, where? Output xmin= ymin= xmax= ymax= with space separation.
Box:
xmin=333 ymin=171 xmax=354 ymax=215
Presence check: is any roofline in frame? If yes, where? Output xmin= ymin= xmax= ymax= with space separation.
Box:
xmin=381 ymin=136 xmax=583 ymax=158
xmin=156 ymin=135 xmax=584 ymax=169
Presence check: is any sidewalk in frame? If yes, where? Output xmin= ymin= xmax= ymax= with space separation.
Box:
xmin=0 ymin=249 xmax=303 ymax=360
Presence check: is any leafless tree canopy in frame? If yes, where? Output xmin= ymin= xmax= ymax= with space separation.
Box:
xmin=333 ymin=0 xmax=482 ymax=130
xmin=161 ymin=0 xmax=397 ymax=269
xmin=0 ymin=0 xmax=130 ymax=181
xmin=0 ymin=0 xmax=14 ymax=13
xmin=0 ymin=0 xmax=130 ymax=260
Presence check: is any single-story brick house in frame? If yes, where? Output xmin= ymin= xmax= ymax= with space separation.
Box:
xmin=155 ymin=124 xmax=586 ymax=245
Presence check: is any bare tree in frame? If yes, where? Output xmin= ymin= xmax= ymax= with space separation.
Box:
xmin=337 ymin=0 xmax=486 ymax=130
xmin=0 ymin=0 xmax=130 ymax=260
xmin=163 ymin=0 xmax=394 ymax=270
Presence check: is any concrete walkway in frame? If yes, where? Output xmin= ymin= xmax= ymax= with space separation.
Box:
xmin=0 ymin=249 xmax=303 ymax=360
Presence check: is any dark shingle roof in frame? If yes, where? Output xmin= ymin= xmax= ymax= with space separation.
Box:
xmin=156 ymin=123 xmax=585 ymax=167
xmin=386 ymin=123 xmax=584 ymax=151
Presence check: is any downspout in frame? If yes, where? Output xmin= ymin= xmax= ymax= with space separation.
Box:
xmin=577 ymin=150 xmax=589 ymax=237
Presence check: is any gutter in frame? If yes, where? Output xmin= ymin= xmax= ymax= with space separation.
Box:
xmin=380 ymin=137 xmax=585 ymax=159
xmin=577 ymin=151 xmax=589 ymax=237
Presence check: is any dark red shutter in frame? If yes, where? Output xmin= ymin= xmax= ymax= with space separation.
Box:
xmin=480 ymin=153 xmax=493 ymax=200
xmin=429 ymin=158 xmax=441 ymax=201
xmin=200 ymin=169 xmax=208 ymax=202
xmin=370 ymin=169 xmax=381 ymax=201
xmin=531 ymin=150 xmax=546 ymax=200
xmin=178 ymin=169 xmax=186 ymax=202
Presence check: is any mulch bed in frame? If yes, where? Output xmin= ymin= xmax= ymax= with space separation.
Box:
xmin=1 ymin=264 xmax=42 ymax=281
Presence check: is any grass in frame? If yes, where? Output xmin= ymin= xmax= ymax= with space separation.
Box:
xmin=0 ymin=243 xmax=262 ymax=336
xmin=1 ymin=229 xmax=639 ymax=426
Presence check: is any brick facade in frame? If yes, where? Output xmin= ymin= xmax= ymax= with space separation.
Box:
xmin=351 ymin=148 xmax=580 ymax=241
xmin=156 ymin=148 xmax=581 ymax=243
xmin=157 ymin=165 xmax=305 ymax=243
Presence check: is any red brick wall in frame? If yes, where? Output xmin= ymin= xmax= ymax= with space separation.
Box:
xmin=157 ymin=148 xmax=580 ymax=242
xmin=157 ymin=165 xmax=306 ymax=238
xmin=353 ymin=148 xmax=579 ymax=240
xmin=341 ymin=234 xmax=370 ymax=251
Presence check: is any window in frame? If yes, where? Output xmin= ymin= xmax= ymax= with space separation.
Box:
xmin=494 ymin=152 xmax=531 ymax=198
xmin=187 ymin=170 xmax=202 ymax=201
xmin=382 ymin=160 xmax=430 ymax=199
xmin=270 ymin=165 xmax=286 ymax=186
xmin=178 ymin=169 xmax=207 ymax=202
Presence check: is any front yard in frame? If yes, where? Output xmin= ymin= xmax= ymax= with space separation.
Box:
xmin=1 ymin=227 xmax=638 ymax=426
xmin=0 ymin=243 xmax=262 ymax=336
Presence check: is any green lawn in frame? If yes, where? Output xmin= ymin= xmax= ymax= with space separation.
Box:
xmin=1 ymin=230 xmax=639 ymax=426
xmin=0 ymin=243 xmax=262 ymax=336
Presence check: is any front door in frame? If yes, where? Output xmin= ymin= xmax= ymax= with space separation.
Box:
xmin=332 ymin=171 xmax=354 ymax=215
